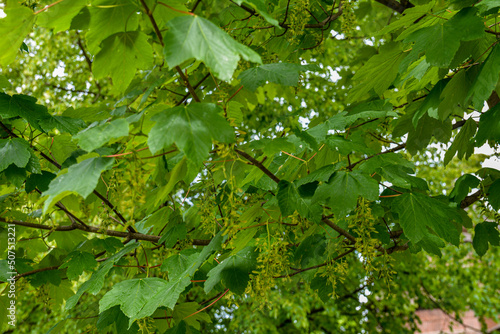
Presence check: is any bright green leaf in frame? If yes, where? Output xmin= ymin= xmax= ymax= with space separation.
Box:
xmin=73 ymin=119 xmax=129 ymax=152
xmin=65 ymin=241 xmax=139 ymax=310
xmin=60 ymin=251 xmax=98 ymax=280
xmin=93 ymin=32 xmax=154 ymax=92
xmin=42 ymin=157 xmax=115 ymax=213
xmin=148 ymin=103 xmax=234 ymax=166
xmin=0 ymin=1 xmax=34 ymax=66
xmin=164 ymin=16 xmax=261 ymax=81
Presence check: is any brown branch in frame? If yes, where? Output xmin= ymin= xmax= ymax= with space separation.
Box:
xmin=374 ymin=0 xmax=413 ymax=14
xmin=176 ymin=73 xmax=210 ymax=106
xmin=139 ymin=0 xmax=201 ymax=103
xmin=460 ymin=189 xmax=482 ymax=209
xmin=75 ymin=33 xmax=102 ymax=96
xmin=322 ymin=217 xmax=357 ymax=244
xmin=0 ymin=217 xmax=210 ymax=246
xmin=0 ymin=120 xmax=136 ymax=233
xmin=140 ymin=0 xmax=164 ymax=46
xmin=233 ymin=0 xmax=342 ymax=29
xmin=235 ymin=148 xmax=281 ymax=184
xmin=13 ymin=266 xmax=60 ymax=280
xmin=175 ymin=66 xmax=201 ymax=102
xmin=48 ymin=84 xmax=98 ymax=96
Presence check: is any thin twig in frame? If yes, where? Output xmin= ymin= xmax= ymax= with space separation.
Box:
xmin=235 ymin=148 xmax=280 ymax=184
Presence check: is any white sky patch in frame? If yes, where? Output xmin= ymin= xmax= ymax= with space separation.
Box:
xmin=52 ymin=62 xmax=66 ymax=78
xmin=0 ymin=7 xmax=5 ymax=19
xmin=298 ymin=116 xmax=310 ymax=128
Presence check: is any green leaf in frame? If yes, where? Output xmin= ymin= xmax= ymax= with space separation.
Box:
xmin=161 ymin=249 xmax=200 ymax=281
xmin=0 ymin=75 xmax=12 ymax=91
xmin=467 ymin=43 xmax=500 ymax=109
xmin=325 ymin=135 xmax=373 ymax=155
xmin=404 ymin=7 xmax=485 ymax=68
xmin=233 ymin=0 xmax=279 ymax=26
xmin=0 ymin=138 xmax=31 ymax=173
xmin=347 ymin=42 xmax=406 ymax=103
xmin=238 ymin=63 xmax=317 ymax=91
xmin=39 ymin=116 xmax=86 ymax=135
xmin=205 ymin=247 xmax=257 ymax=295
xmin=0 ymin=93 xmax=52 ymax=132
xmin=377 ymin=2 xmax=435 ymax=36
xmin=119 ymin=232 xmax=223 ymax=327
xmin=164 ymin=16 xmax=262 ymax=81
xmin=449 ymin=174 xmax=480 ymax=203
xmin=73 ymin=119 xmax=129 ymax=152
xmin=488 ymin=179 xmax=500 ymax=211
xmin=475 ymin=0 xmax=500 ymax=14
xmin=158 ymin=212 xmax=187 ymax=247
xmin=96 ymin=306 xmax=140 ymax=333
xmin=148 ymin=103 xmax=234 ymax=166
xmin=93 ymin=31 xmax=154 ymax=92
xmin=173 ymin=302 xmax=211 ymax=330
xmin=313 ymin=171 xmax=379 ymax=217
xmin=473 ymin=221 xmax=500 ymax=256
xmin=444 ymin=118 xmax=477 ymax=165
xmin=295 ymin=164 xmax=340 ymax=187
xmin=417 ymin=233 xmax=446 ymax=257
xmin=154 ymin=157 xmax=188 ymax=207
xmin=475 ymin=103 xmax=500 ymax=146
xmin=86 ymin=0 xmax=139 ymax=54
xmin=438 ymin=70 xmax=470 ymax=120
xmin=65 ymin=241 xmax=139 ymax=310
xmin=277 ymin=180 xmax=322 ymax=220
xmin=99 ymin=278 xmax=171 ymax=326
xmin=42 ymin=157 xmax=115 ymax=213
xmin=59 ymin=251 xmax=98 ymax=280
xmin=392 ymin=193 xmax=461 ymax=246
xmin=37 ymin=0 xmax=87 ymax=32
xmin=0 ymin=0 xmax=34 ymax=66
xmin=412 ymin=79 xmax=448 ymax=126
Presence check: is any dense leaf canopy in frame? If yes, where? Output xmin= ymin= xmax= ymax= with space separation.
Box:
xmin=0 ymin=0 xmax=500 ymax=333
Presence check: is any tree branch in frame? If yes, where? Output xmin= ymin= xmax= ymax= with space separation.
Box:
xmin=235 ymin=148 xmax=281 ymax=184
xmin=0 ymin=120 xmax=136 ymax=234
xmin=232 ymin=1 xmax=342 ymax=29
xmin=322 ymin=217 xmax=357 ymax=244
xmin=374 ymin=0 xmax=413 ymax=14
xmin=0 ymin=217 xmax=210 ymax=246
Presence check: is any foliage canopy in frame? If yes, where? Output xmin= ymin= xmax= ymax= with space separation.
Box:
xmin=0 ymin=0 xmax=500 ymax=333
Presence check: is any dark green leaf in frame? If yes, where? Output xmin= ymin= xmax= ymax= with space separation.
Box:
xmin=393 ymin=193 xmax=461 ymax=246
xmin=473 ymin=221 xmax=500 ymax=256
xmin=205 ymin=247 xmax=257 ymax=295
xmin=488 ymin=178 xmax=500 ymax=210
xmin=449 ymin=174 xmax=480 ymax=203
xmin=59 ymin=251 xmax=98 ymax=280
xmin=475 ymin=103 xmax=500 ymax=146
xmin=313 ymin=171 xmax=379 ymax=217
